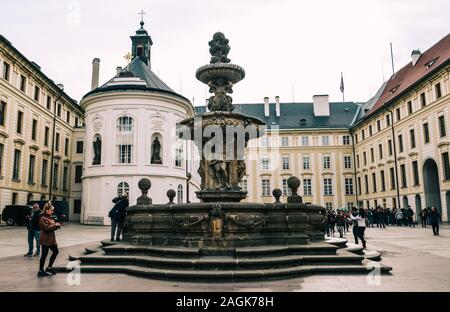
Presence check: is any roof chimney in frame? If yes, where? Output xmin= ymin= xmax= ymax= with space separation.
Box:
xmin=116 ymin=66 xmax=123 ymax=76
xmin=313 ymin=95 xmax=330 ymax=117
xmin=411 ymin=50 xmax=421 ymax=66
xmin=275 ymin=96 xmax=281 ymax=117
xmin=264 ymin=97 xmax=270 ymax=117
xmin=91 ymin=58 xmax=100 ymax=90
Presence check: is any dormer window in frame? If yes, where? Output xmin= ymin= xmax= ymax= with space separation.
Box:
xmin=425 ymin=57 xmax=438 ymax=69
xmin=390 ymin=85 xmax=400 ymax=94
xmin=299 ymin=119 xmax=307 ymax=126
xmin=136 ymin=45 xmax=144 ymax=57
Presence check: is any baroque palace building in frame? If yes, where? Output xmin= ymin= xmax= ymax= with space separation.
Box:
xmin=0 ymin=35 xmax=85 ymax=220
xmin=1 ymin=26 xmax=448 ymax=223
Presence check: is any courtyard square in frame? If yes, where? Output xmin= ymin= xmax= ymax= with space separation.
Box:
xmin=0 ymin=223 xmax=449 ymax=292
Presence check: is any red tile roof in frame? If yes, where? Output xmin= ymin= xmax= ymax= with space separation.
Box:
xmin=368 ymin=33 xmax=450 ymax=115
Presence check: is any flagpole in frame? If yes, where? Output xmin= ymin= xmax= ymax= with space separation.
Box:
xmin=340 ymin=72 xmax=345 ymax=102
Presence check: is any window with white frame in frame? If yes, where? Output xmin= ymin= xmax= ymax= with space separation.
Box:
xmin=323 ymin=155 xmax=331 ymax=169
xmin=342 ymin=135 xmax=350 ymax=145
xmin=322 ymin=136 xmax=330 ymax=146
xmin=116 ymin=116 xmax=134 ymax=164
xmin=175 ymin=141 xmax=183 ymax=167
xmin=324 ymin=178 xmax=333 ymax=195
xmin=261 ymin=157 xmax=270 ymax=170
xmin=303 ymin=178 xmax=312 ymax=196
xmin=303 ymin=156 xmax=310 ymax=170
xmin=325 ymin=202 xmax=333 ymax=210
xmin=239 ymin=179 xmax=247 ymax=192
xmin=344 ymin=155 xmax=352 ymax=169
xmin=177 ymin=184 xmax=183 ymax=204
xmin=301 ymin=136 xmax=309 ymax=146
xmin=282 ymin=155 xmax=290 ymax=170
xmin=117 ymin=182 xmax=129 ymax=196
xmin=282 ymin=178 xmax=292 ymax=196
xmin=281 ymin=137 xmax=289 ymax=147
xmin=345 ymin=178 xmax=354 ymax=195
xmin=261 ymin=179 xmax=271 ymax=196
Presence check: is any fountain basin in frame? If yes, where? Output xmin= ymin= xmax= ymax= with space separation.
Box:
xmin=196 ymin=63 xmax=246 ymax=84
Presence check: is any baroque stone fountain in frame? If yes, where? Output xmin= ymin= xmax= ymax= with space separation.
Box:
xmin=59 ymin=33 xmax=392 ymax=280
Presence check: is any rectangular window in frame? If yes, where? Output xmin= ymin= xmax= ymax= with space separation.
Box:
xmin=75 ymin=165 xmax=83 ymax=183
xmin=369 ymin=125 xmax=373 ymax=136
xmin=28 ymin=154 xmax=35 ymax=184
xmin=16 ymin=111 xmax=23 ymax=134
xmin=407 ymin=101 xmax=413 ymax=115
xmin=2 ymin=62 xmax=10 ymax=81
xmin=420 ymin=92 xmax=426 ymax=107
xmin=378 ymin=144 xmax=383 ymax=160
xmin=74 ymin=117 xmax=79 ymax=127
xmin=323 ymin=178 xmax=333 ymax=196
xmin=57 ymin=104 xmax=62 ymax=118
xmin=326 ymin=203 xmax=333 ymax=210
xmin=357 ymin=177 xmax=362 ymax=195
xmin=363 ymin=152 xmax=367 ymax=166
xmin=0 ymin=143 xmax=3 ymax=176
xmin=44 ymin=127 xmax=49 ymax=146
xmin=356 ymin=154 xmax=360 ymax=168
xmin=377 ymin=120 xmax=381 ymax=132
xmin=364 ymin=175 xmax=369 ymax=194
xmin=400 ymin=164 xmax=407 ymax=188
xmin=342 ymin=135 xmax=350 ymax=145
xmin=362 ymin=130 xmax=365 ymax=140
xmin=344 ymin=155 xmax=352 ymax=169
xmin=46 ymin=95 xmax=52 ymax=110
xmin=282 ymin=156 xmax=290 ymax=170
xmin=282 ymin=179 xmax=291 ymax=196
xmin=281 ymin=137 xmax=289 ymax=147
xmin=52 ymin=163 xmax=59 ymax=189
xmin=55 ymin=133 xmax=60 ymax=152
xmin=355 ymin=133 xmax=358 ymax=144
xmin=322 ymin=136 xmax=330 ymax=146
xmin=261 ymin=179 xmax=271 ymax=196
xmin=345 ymin=178 xmax=354 ymax=195
xmin=439 ymin=116 xmax=446 ymax=138
xmin=239 ymin=179 xmax=247 ymax=192
xmin=410 ymin=129 xmax=416 ymax=149
xmin=64 ymin=138 xmax=69 ymax=156
xmin=323 ymin=156 xmax=331 ymax=169
xmin=388 ymin=139 xmax=393 ymax=156
xmin=261 ymin=157 xmax=270 ymax=170
xmin=76 ymin=141 xmax=84 ymax=153
xmin=66 ymin=111 xmax=71 ymax=123
xmin=13 ymin=149 xmax=21 ymax=180
xmin=423 ymin=123 xmax=430 ymax=143
xmin=34 ymin=86 xmax=40 ymax=102
xmin=175 ymin=146 xmax=183 ymax=167
xmin=390 ymin=167 xmax=396 ymax=190
xmin=372 ymin=173 xmax=377 ymax=193
xmin=301 ymin=136 xmax=309 ymax=146
xmin=412 ymin=161 xmax=419 ymax=186
xmin=386 ymin=114 xmax=391 ymax=127
xmin=303 ymin=179 xmax=312 ymax=196
xmin=396 ymin=108 xmax=401 ymax=121
xmin=74 ymin=199 xmax=82 ymax=214
xmin=63 ymin=166 xmax=68 ymax=191
xmin=41 ymin=159 xmax=48 ymax=186
xmin=398 ymin=134 xmax=404 ymax=153
xmin=118 ymin=145 xmax=132 ymax=164
xmin=303 ymin=156 xmax=310 ymax=170
xmin=435 ymin=83 xmax=442 ymax=99
xmin=31 ymin=119 xmax=38 ymax=141
xmin=443 ymin=152 xmax=450 ymax=180
xmin=0 ymin=101 xmax=6 ymax=126
xmin=20 ymin=75 xmax=26 ymax=92
xmin=380 ymin=170 xmax=386 ymax=192
xmin=370 ymin=148 xmax=374 ymax=163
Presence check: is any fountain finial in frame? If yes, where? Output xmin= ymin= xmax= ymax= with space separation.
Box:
xmin=209 ymin=32 xmax=231 ymax=64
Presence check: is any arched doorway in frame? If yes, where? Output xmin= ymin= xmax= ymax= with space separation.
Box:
xmin=415 ymin=194 xmax=422 ymax=221
xmin=423 ymin=159 xmax=442 ymax=214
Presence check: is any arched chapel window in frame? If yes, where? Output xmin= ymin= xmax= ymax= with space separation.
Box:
xmin=117 ymin=182 xmax=130 ymax=197
xmin=177 ymin=184 xmax=183 ymax=204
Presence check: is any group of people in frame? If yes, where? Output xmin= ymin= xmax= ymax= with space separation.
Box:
xmin=324 ymin=205 xmax=443 ymax=249
xmin=24 ymin=191 xmax=129 ymax=278
xmin=25 ymin=202 xmax=62 ymax=277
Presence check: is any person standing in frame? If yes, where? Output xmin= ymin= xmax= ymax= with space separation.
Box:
xmin=24 ymin=204 xmax=41 ymax=257
xmin=336 ymin=211 xmax=346 ymax=238
xmin=38 ymin=202 xmax=61 ymax=277
xmin=420 ymin=209 xmax=428 ymax=228
xmin=350 ymin=208 xmax=367 ymax=249
xmin=395 ymin=209 xmax=404 ymax=226
xmin=109 ymin=192 xmax=129 ymax=241
xmin=406 ymin=206 xmax=415 ymax=228
xmin=429 ymin=207 xmax=442 ymax=236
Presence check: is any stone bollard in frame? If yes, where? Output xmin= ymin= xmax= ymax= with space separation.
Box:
xmin=272 ymin=188 xmax=282 ymax=204
xmin=137 ymin=178 xmax=152 ymax=205
xmin=166 ymin=189 xmax=176 ymax=204
xmin=287 ymin=176 xmax=303 ymax=204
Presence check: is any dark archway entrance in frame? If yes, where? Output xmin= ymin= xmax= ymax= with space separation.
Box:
xmin=423 ymin=159 xmax=442 ymax=214
xmin=415 ymin=194 xmax=422 ymax=221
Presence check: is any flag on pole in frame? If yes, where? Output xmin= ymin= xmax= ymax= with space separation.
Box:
xmin=340 ymin=72 xmax=344 ymax=93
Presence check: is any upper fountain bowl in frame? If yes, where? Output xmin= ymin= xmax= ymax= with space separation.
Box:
xmin=196 ymin=63 xmax=246 ymax=85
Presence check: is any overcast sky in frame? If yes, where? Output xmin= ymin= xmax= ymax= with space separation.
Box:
xmin=1 ymin=0 xmax=449 ymax=106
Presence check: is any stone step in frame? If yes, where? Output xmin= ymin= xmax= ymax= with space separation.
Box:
xmin=76 ymin=252 xmax=365 ymax=270
xmin=102 ymin=244 xmax=200 ymax=258
xmin=235 ymin=243 xmax=340 ymax=257
xmin=54 ymin=263 xmax=392 ymax=281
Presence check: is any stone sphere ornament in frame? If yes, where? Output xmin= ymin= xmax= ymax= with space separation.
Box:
xmin=287 ymin=176 xmax=301 ymax=190
xmin=138 ymin=178 xmax=151 ymax=192
xmin=272 ymin=188 xmax=282 ymax=204
xmin=167 ymin=189 xmax=176 ymax=204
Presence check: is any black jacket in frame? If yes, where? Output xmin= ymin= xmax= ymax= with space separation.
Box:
xmin=429 ymin=211 xmax=441 ymax=225
xmin=26 ymin=210 xmax=41 ymax=231
xmin=108 ymin=197 xmax=129 ymax=222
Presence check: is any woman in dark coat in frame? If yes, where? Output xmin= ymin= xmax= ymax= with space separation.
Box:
xmin=38 ymin=202 xmax=61 ymax=277
xmin=109 ymin=192 xmax=129 ymax=241
xmin=429 ymin=207 xmax=442 ymax=236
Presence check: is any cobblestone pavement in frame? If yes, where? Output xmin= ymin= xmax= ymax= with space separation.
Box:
xmin=0 ymin=223 xmax=449 ymax=292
